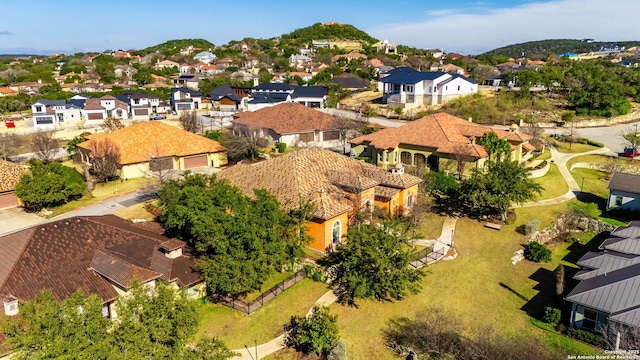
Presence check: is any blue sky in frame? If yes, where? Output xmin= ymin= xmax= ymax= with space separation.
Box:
xmin=0 ymin=0 xmax=637 ymax=55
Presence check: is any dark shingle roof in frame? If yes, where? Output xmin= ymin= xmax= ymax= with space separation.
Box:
xmin=0 ymin=216 xmax=200 ymax=306
xmin=608 ymin=172 xmax=640 ymax=194
xmin=292 ymin=86 xmax=327 ymax=98
xmin=331 ymin=74 xmax=370 ymax=89
xmin=380 ymin=67 xmax=448 ymax=85
xmin=211 ymin=85 xmax=241 ymax=102
xmin=32 ymin=98 xmax=65 ymax=107
xmin=254 ymin=83 xmax=295 ymax=92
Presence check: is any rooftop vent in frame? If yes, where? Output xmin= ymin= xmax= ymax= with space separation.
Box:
xmin=3 ymin=295 xmax=19 ymax=316
xmin=391 ymin=162 xmax=404 ymax=175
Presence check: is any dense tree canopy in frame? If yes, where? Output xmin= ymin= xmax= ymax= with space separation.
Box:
xmin=285 ymin=306 xmax=341 ymax=356
xmin=457 ymin=160 xmax=543 ymax=218
xmin=15 ymin=160 xmax=86 ymax=211
xmin=158 ymin=173 xmax=312 ymax=298
xmin=327 ymin=222 xmax=423 ymax=306
xmin=0 ymin=283 xmax=236 ymax=360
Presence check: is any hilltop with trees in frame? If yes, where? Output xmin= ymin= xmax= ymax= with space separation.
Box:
xmin=481 ymin=39 xmax=640 ymax=59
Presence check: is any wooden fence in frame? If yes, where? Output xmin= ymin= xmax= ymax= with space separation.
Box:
xmin=215 ymin=271 xmax=306 ymax=314
xmin=409 ymin=247 xmax=446 ymax=269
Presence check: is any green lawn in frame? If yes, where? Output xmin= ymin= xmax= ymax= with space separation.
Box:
xmin=195 ymin=279 xmax=329 ymax=349
xmin=415 ymin=212 xmax=446 ymax=239
xmin=243 ymin=271 xmax=295 ymax=302
xmin=536 ymin=148 xmax=552 ymax=161
xmin=534 ymin=164 xmax=569 ymax=200
xmin=544 ymin=136 xmax=602 ymax=154
xmin=566 ymin=154 xmax=637 ymax=169
xmin=48 ymin=177 xmax=155 ymax=217
xmin=571 ymin=168 xmax=609 ymax=199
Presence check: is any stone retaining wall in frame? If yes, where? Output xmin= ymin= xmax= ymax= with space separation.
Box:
xmin=533 ymin=109 xmax=640 ymax=128
xmin=570 ymin=162 xmax=640 ymax=174
xmin=528 ymin=161 xmax=550 ymax=178
xmin=529 ymin=213 xmax=617 ymax=245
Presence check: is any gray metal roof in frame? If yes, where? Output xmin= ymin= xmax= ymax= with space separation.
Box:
xmin=609 ymin=305 xmax=640 ymax=327
xmin=611 ymin=224 xmax=640 ymax=239
xmin=608 ymin=172 xmax=640 ymax=194
xmin=599 ymin=236 xmax=640 ymax=255
xmin=574 ymin=251 xmax=640 ymax=280
xmin=566 ymin=262 xmax=640 ymax=314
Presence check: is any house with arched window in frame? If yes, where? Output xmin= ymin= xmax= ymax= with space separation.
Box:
xmin=349 ymin=112 xmax=535 ymax=176
xmin=217 ymin=148 xmax=421 ymax=252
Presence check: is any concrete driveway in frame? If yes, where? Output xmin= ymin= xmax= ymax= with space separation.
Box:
xmin=0 ymin=207 xmax=45 ymax=236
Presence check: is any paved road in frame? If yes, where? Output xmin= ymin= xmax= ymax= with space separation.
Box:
xmin=546 ymin=121 xmax=640 ymax=156
xmin=0 ymin=189 xmax=157 ymax=236
xmin=10 ymin=148 xmax=69 ymax=162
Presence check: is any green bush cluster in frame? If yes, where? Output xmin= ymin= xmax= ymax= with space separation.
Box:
xmin=543 ymin=307 xmax=561 ymax=324
xmin=524 ymin=219 xmax=540 ymax=235
xmin=523 ymin=242 xmax=552 ymax=262
xmin=571 ymin=202 xmax=601 ymax=219
xmin=275 ymin=142 xmax=287 ymax=153
xmin=565 ymin=327 xmax=610 ymax=349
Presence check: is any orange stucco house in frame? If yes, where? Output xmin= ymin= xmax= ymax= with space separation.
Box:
xmin=217 ymin=148 xmax=421 ymax=252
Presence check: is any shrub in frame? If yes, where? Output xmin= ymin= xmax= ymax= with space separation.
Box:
xmin=524 ymin=219 xmax=540 ymax=235
xmin=565 ymin=327 xmax=610 ymax=349
xmin=275 ymin=142 xmax=287 ymax=153
xmin=571 ymin=202 xmax=601 ymax=218
xmin=423 ymin=171 xmax=459 ymax=195
xmin=543 ymin=307 xmax=561 ymax=324
xmin=587 ymin=139 xmax=604 ymax=147
xmin=577 ymin=138 xmax=589 ymax=145
xmin=303 ymin=264 xmax=325 ymax=282
xmin=327 ymin=339 xmax=347 ymax=360
xmin=523 ymin=242 xmax=552 ymax=262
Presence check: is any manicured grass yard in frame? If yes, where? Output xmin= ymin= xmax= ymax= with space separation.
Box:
xmin=48 ymin=177 xmax=156 ymax=217
xmin=544 ymin=136 xmax=601 ymax=154
xmin=243 ymin=271 xmax=295 ymax=302
xmin=415 ymin=212 xmax=446 ymax=239
xmin=229 ymin=202 xmax=603 ymax=359
xmin=195 ymin=279 xmax=329 ymax=349
xmin=534 ymin=164 xmax=569 ymax=200
xmin=566 ymin=154 xmax=638 ymax=169
xmin=571 ymin=168 xmax=609 ymax=199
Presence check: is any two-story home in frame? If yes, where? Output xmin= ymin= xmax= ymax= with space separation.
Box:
xmin=378 ymin=67 xmax=478 ymax=108
xmin=31 ymin=99 xmax=81 ymax=129
xmin=193 ymin=51 xmax=216 ymax=64
xmin=247 ymin=84 xmax=327 ymax=111
xmin=172 ymin=74 xmax=202 ymax=90
xmin=170 ymin=87 xmax=202 ymax=113
xmin=154 ymin=59 xmax=179 ymax=70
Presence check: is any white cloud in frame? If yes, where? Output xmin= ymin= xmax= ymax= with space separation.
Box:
xmin=366 ymin=0 xmax=640 ymax=54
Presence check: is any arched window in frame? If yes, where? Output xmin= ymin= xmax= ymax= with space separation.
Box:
xmin=331 ymin=220 xmax=342 ymax=246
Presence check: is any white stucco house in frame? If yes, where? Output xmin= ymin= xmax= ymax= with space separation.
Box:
xmin=193 ymin=51 xmax=216 ymax=64
xmin=607 ymin=172 xmax=640 ymax=211
xmin=378 ymin=67 xmax=478 ymax=108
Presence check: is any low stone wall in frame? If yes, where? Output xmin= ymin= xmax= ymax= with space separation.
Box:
xmin=529 ymin=213 xmax=617 ymax=245
xmin=570 ymin=162 xmax=640 ymax=174
xmin=533 ymin=109 xmax=640 ymax=128
xmin=528 ymin=161 xmax=550 ymax=178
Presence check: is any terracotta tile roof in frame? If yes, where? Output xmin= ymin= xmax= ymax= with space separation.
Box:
xmin=368 ymin=59 xmax=384 ymax=67
xmin=232 ymin=102 xmax=341 ymax=135
xmin=0 ymin=215 xmax=200 ymax=306
xmin=0 ymin=160 xmax=29 ymax=193
xmin=349 ymin=112 xmax=530 ymax=158
xmin=523 ymin=143 xmax=536 ymax=152
xmin=0 ymin=87 xmax=17 ymax=95
xmin=217 ymin=148 xmax=421 ymax=220
xmin=374 ymin=186 xmax=400 ymax=201
xmin=78 ymin=121 xmax=225 ymax=165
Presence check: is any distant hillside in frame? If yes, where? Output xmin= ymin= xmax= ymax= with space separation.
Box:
xmin=134 ymin=39 xmax=216 ymax=56
xmin=482 ymin=39 xmax=640 ymax=58
xmin=280 ymin=22 xmax=378 ymax=46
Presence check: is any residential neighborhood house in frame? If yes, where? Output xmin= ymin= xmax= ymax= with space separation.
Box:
xmin=0 ymin=160 xmax=29 ymax=209
xmin=607 ymin=172 xmax=640 ymax=211
xmin=349 ymin=112 xmax=534 ymax=173
xmin=217 ymin=148 xmax=422 ymax=252
xmin=378 ymin=67 xmax=478 ymax=107
xmin=232 ymin=102 xmax=345 ymax=148
xmin=78 ymin=121 xmax=227 ymax=179
xmin=566 ymin=221 xmax=640 ymax=349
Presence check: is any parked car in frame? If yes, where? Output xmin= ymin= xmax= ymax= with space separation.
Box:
xmin=623 ymin=147 xmax=640 ymax=158
xmin=149 ymin=114 xmax=166 ymax=120
xmin=4 ymin=119 xmax=15 ymax=128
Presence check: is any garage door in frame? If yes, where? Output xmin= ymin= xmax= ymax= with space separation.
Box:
xmin=183 ymin=155 xmax=208 ymax=169
xmin=87 ymin=113 xmax=104 ymax=120
xmin=0 ymin=193 xmax=18 ymax=209
xmin=134 ymin=108 xmax=149 ymax=116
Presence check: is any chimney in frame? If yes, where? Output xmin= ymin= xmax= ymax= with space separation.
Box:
xmin=468 ymin=117 xmax=473 ymax=123
xmin=391 ymin=162 xmax=404 ymax=175
xmin=253 ymin=77 xmax=259 ymax=87
xmin=3 ymin=295 xmax=19 ymax=316
xmin=159 ymin=240 xmax=185 ymax=259
xmin=470 ymin=136 xmax=476 ymax=145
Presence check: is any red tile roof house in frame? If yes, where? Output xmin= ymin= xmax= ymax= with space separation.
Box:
xmin=0 ymin=215 xmax=203 ymax=322
xmin=0 ymin=160 xmax=29 ymax=209
xmin=78 ymin=121 xmax=227 ymax=179
xmin=231 ymin=102 xmax=348 ymax=148
xmin=217 ymin=148 xmax=421 ymax=252
xmin=349 ymin=112 xmax=534 ymax=175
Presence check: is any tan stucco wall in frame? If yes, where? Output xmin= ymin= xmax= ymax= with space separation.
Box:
xmin=121 ymin=162 xmax=150 ymax=179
